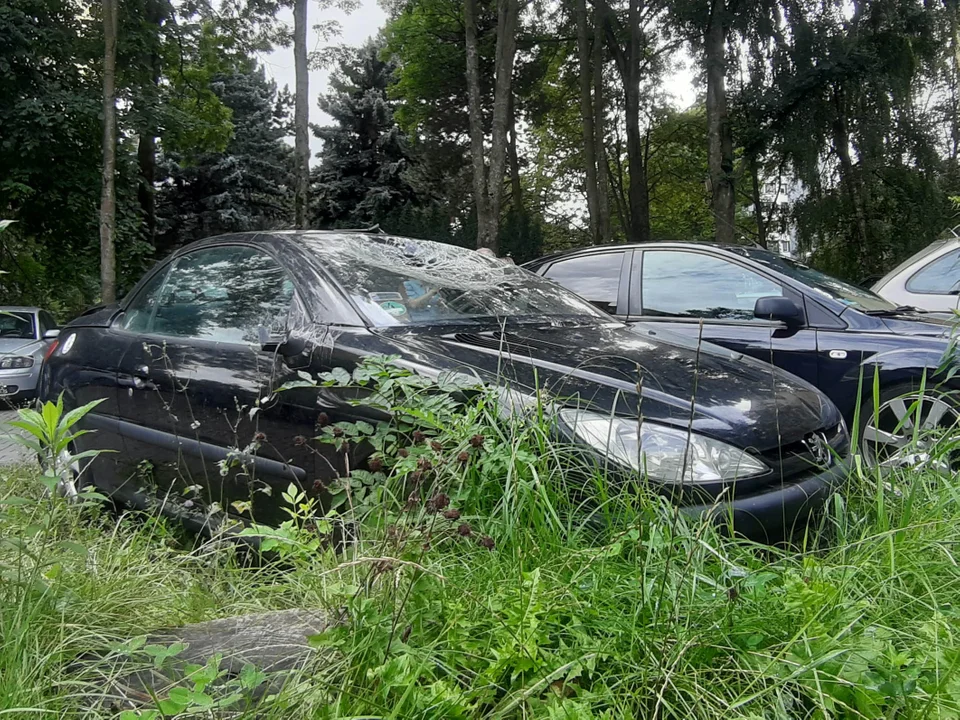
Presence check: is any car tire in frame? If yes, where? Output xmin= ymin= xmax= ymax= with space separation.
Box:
xmin=856 ymin=381 xmax=960 ymax=469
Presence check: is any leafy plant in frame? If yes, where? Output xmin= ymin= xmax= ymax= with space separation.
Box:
xmin=5 ymin=394 xmax=106 ymax=501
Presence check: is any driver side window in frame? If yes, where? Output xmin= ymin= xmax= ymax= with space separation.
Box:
xmin=641 ymin=251 xmax=783 ymax=320
xmin=120 ymin=246 xmax=295 ymax=343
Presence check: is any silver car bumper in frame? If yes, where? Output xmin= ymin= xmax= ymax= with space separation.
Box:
xmin=0 ymin=365 xmax=41 ymax=398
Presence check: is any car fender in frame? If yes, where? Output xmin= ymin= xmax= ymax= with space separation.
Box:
xmin=842 ymin=345 xmax=954 ymax=394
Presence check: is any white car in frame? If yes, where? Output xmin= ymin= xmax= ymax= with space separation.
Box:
xmin=872 ymin=235 xmax=960 ymax=313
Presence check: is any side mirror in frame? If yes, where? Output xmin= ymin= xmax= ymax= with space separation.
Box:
xmin=754 ymin=296 xmax=801 ymax=327
xmin=43 ymin=328 xmax=61 ymax=340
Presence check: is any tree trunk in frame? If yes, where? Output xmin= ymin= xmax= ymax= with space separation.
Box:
xmin=750 ymin=155 xmax=766 ymax=248
xmin=99 ymin=0 xmax=118 ymax=303
xmin=508 ymin=94 xmax=523 ymax=212
xmin=705 ymin=0 xmax=735 ymax=244
xmin=592 ymin=7 xmax=612 ymax=243
xmin=293 ymin=0 xmax=310 ymax=229
xmin=950 ymin=1 xmax=960 ymax=160
xmin=576 ymin=0 xmax=601 ymax=244
xmin=463 ymin=0 xmax=490 ymax=248
xmin=483 ymin=0 xmax=520 ymax=253
xmin=137 ymin=0 xmax=163 ymax=251
xmin=464 ymin=0 xmax=518 ymax=253
xmin=623 ymin=0 xmax=650 ymax=243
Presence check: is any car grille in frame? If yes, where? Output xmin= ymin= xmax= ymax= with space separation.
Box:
xmin=757 ymin=421 xmax=848 ymax=484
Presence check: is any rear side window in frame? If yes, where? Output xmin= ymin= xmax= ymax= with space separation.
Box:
xmin=542 ymin=252 xmax=625 ymax=314
xmin=906 ymin=249 xmax=960 ymax=294
xmin=39 ymin=311 xmax=58 ymax=332
xmin=119 ymin=268 xmax=170 ymax=334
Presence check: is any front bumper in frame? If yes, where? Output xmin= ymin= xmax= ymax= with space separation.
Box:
xmin=0 ymin=366 xmax=40 ymax=400
xmin=681 ymin=461 xmax=850 ymax=541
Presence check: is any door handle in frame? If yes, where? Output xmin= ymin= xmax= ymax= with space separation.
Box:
xmin=118 ymin=373 xmax=157 ymax=391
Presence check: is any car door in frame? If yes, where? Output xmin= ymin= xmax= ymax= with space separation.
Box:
xmin=540 ymin=251 xmax=631 ymax=318
xmin=113 ymin=244 xmax=321 ymax=526
xmin=628 ymin=249 xmax=820 ymax=386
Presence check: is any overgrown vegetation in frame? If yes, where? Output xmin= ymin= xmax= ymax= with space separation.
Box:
xmin=2 ymin=364 xmax=960 ymax=717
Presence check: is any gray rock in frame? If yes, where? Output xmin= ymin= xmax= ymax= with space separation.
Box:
xmin=78 ymin=608 xmax=343 ymax=712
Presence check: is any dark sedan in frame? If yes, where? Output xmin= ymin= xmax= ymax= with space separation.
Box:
xmin=525 ymin=242 xmax=960 ymax=466
xmin=40 ymin=231 xmax=848 ymax=539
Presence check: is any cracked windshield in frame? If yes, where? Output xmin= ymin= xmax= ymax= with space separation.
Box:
xmin=305 ymin=234 xmax=606 ymax=326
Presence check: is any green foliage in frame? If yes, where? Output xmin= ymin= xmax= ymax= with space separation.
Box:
xmin=6 ymin=394 xmax=107 ymax=500
xmin=157 ymin=60 xmax=294 ymax=251
xmin=3 ymin=368 xmax=960 ymax=715
xmin=310 ymin=41 xmax=423 ymax=229
xmin=647 ymin=107 xmax=715 ymax=241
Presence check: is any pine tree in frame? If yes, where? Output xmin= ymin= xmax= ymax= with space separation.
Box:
xmin=157 ymin=62 xmax=294 ymax=253
xmin=310 ymin=41 xmax=420 ymax=228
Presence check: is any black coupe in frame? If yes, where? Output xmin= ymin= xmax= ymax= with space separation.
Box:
xmin=40 ymin=231 xmax=848 ymax=539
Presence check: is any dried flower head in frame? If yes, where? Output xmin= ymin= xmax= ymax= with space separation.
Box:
xmin=253 ymin=431 xmax=267 ymax=442
xmin=457 ymin=450 xmax=470 ymax=463
xmin=430 ymin=440 xmax=442 ymax=452
xmin=457 ymin=523 xmax=472 ymax=537
xmin=479 ymin=535 xmax=495 ymax=550
xmin=332 ymin=426 xmax=344 ymax=437
xmin=412 ymin=430 xmax=426 ymax=444
xmin=316 ymin=412 xmax=330 ymax=427
xmin=469 ymin=434 xmax=484 ymax=448
xmin=427 ymin=493 xmax=450 ymax=512
xmin=368 ymin=457 xmax=383 ymax=472
xmin=443 ymin=508 xmax=461 ymax=521
xmin=417 ymin=457 xmax=433 ymax=471
xmin=398 ymin=447 xmax=410 ymax=458
xmin=293 ymin=435 xmax=308 ymax=446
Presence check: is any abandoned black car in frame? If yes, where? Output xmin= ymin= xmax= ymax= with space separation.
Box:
xmin=40 ymin=231 xmax=849 ymax=539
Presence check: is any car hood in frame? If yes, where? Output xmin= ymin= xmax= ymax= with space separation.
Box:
xmin=375 ymin=321 xmax=839 ymax=453
xmin=0 ymin=338 xmax=42 ymax=356
xmin=877 ymin=313 xmax=952 ymax=338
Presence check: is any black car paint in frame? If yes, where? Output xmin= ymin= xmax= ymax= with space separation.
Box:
xmin=40 ymin=232 xmax=848 ymax=537
xmin=525 ymin=243 xmax=958 ymax=425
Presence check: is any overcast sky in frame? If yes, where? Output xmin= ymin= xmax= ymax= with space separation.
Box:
xmin=257 ymin=0 xmax=697 ymax=164
xmin=258 ymin=2 xmax=388 ymax=161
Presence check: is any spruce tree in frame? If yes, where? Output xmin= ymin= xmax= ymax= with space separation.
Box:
xmin=310 ymin=41 xmax=419 ymax=228
xmin=157 ymin=62 xmax=294 ymax=253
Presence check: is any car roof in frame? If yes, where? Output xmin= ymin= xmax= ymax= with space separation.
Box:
xmin=523 ymin=241 xmax=769 ymax=268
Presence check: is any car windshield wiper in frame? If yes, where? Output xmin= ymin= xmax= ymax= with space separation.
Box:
xmin=863 ymin=305 xmax=919 ymax=316
xmin=502 ymin=315 xmax=603 ymax=328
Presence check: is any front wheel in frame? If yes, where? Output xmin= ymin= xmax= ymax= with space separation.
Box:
xmin=857 ymin=382 xmax=960 ymax=470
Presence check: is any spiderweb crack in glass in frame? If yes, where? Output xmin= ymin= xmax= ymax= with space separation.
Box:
xmin=301 ymin=233 xmax=608 ymax=327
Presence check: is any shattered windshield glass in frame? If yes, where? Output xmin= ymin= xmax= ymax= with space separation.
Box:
xmin=300 ymin=233 xmax=609 ymax=327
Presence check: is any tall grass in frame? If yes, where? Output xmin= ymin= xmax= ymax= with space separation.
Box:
xmin=2 ymin=372 xmax=960 ymax=717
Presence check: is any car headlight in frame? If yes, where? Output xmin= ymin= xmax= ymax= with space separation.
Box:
xmin=558 ymin=409 xmax=769 ymax=484
xmin=0 ymin=356 xmax=34 ymax=370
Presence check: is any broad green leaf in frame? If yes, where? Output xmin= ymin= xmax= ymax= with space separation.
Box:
xmin=60 ymin=398 xmax=106 ymax=432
